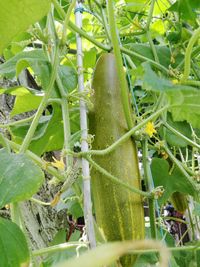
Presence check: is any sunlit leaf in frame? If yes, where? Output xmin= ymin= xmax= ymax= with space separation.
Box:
xmin=0 ymin=0 xmax=51 ymax=54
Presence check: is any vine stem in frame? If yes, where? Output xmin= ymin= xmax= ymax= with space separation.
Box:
xmin=163 ymin=122 xmax=200 ymax=150
xmin=32 ymin=242 xmax=88 ymax=256
xmin=56 ymin=75 xmax=73 ymax=168
xmin=79 ymin=106 xmax=168 ymax=157
xmin=61 ymin=0 xmax=76 ymax=45
xmin=181 ymin=26 xmax=200 ymax=82
xmin=52 ymin=0 xmax=111 ymax=51
xmin=75 ymin=1 xmax=96 ymax=249
xmin=86 ymin=156 xmax=151 ymax=198
xmin=142 ymin=139 xmax=157 ymax=239
xmin=107 ymin=0 xmax=133 ymax=129
xmin=8 ymin=140 xmax=65 ymax=181
xmin=19 ymin=46 xmax=60 ymax=153
xmin=162 ymin=142 xmax=198 ymax=193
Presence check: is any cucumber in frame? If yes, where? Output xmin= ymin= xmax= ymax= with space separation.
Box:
xmin=171 ymin=192 xmax=188 ymax=214
xmin=89 ymin=53 xmax=145 ymax=267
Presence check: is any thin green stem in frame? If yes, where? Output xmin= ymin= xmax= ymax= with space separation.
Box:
xmin=162 ymin=142 xmax=198 ymax=193
xmin=121 ymin=47 xmax=170 ymax=75
xmin=181 ymin=27 xmax=200 ymax=82
xmin=52 ymin=0 xmax=111 ymax=51
xmin=107 ymin=0 xmax=133 ymax=129
xmin=146 ymin=0 xmax=156 ymax=30
xmin=0 ymin=115 xmax=35 ymax=128
xmin=79 ymin=106 xmax=168 ymax=157
xmin=30 ymin=197 xmax=51 ymax=206
xmin=164 ymin=122 xmax=200 ymax=150
xmin=186 ymin=201 xmax=196 ymax=241
xmin=147 ymin=31 xmax=159 ymax=63
xmin=0 ymin=133 xmax=10 ymax=152
xmin=180 ymin=80 xmax=200 ymax=87
xmin=100 ymin=6 xmax=111 ymax=42
xmin=32 ymin=242 xmax=88 ymax=256
xmin=10 ymin=203 xmax=21 ymax=225
xmin=87 ymin=156 xmax=151 ymax=198
xmin=56 ymin=75 xmax=73 ymax=168
xmin=142 ymin=139 xmax=157 ymax=239
xmin=19 ymin=46 xmax=60 ymax=153
xmin=61 ymin=0 xmax=76 ymax=45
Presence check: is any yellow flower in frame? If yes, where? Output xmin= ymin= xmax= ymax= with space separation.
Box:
xmin=145 ymin=122 xmax=157 ymax=137
xmin=51 ymin=156 xmax=65 ymax=171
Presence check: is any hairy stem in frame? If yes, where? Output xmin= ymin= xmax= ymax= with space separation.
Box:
xmin=181 ymin=27 xmax=200 ymax=82
xmin=79 ymin=106 xmax=168 ymax=157
xmin=142 ymin=139 xmax=157 ymax=239
xmin=107 ymin=0 xmax=133 ymax=129
xmin=19 ymin=47 xmax=60 ymax=153
xmin=52 ymin=0 xmax=111 ymax=51
xmin=87 ymin=156 xmax=152 ymax=198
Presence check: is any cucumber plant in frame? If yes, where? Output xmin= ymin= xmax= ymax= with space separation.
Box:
xmin=0 ymin=1 xmax=200 ymax=267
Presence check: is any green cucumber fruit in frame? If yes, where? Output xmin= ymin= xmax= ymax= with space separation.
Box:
xmin=89 ymin=53 xmax=145 ymax=267
xmin=171 ymin=192 xmax=188 ymax=213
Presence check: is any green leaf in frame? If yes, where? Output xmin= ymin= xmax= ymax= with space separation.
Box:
xmin=125 ymin=44 xmax=183 ymax=68
xmin=9 ymin=105 xmax=64 ymax=155
xmin=151 ymin=158 xmax=198 ymax=205
xmin=0 ymin=86 xmax=42 ymax=116
xmin=11 ymin=89 xmax=42 ymax=117
xmin=160 ymin=113 xmax=192 ymax=147
xmin=0 ymin=49 xmax=47 ymax=78
xmin=58 ymin=65 xmax=78 ymax=93
xmin=10 ymin=115 xmax=51 ymax=143
xmin=0 ymin=0 xmax=51 ymax=54
xmin=167 ymin=88 xmax=200 ymax=128
xmin=0 ymin=148 xmax=44 ymax=208
xmin=142 ymin=63 xmax=195 ymax=92
xmin=83 ymin=48 xmax=97 ymax=69
xmin=168 ymin=0 xmax=200 ymax=21
xmin=0 ymin=218 xmax=30 ymax=267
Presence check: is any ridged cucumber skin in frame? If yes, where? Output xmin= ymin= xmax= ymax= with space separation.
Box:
xmin=89 ymin=53 xmax=145 ymax=267
xmin=171 ymin=192 xmax=188 ymax=213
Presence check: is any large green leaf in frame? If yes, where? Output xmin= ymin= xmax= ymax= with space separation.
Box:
xmin=0 ymin=218 xmax=30 ymax=267
xmin=167 ymin=89 xmax=200 ymax=129
xmin=0 ymin=149 xmax=44 ymax=208
xmin=0 ymin=0 xmax=51 ymax=54
xmin=151 ymin=158 xmax=198 ymax=205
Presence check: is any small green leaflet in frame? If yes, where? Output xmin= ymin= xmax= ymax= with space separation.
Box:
xmin=0 ymin=148 xmax=44 ymax=208
xmin=0 ymin=0 xmax=51 ymax=54
xmin=0 ymin=218 xmax=30 ymax=267
xmin=151 ymin=158 xmax=198 ymax=206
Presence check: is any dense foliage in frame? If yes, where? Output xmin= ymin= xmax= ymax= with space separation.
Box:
xmin=0 ymin=0 xmax=200 ymax=266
